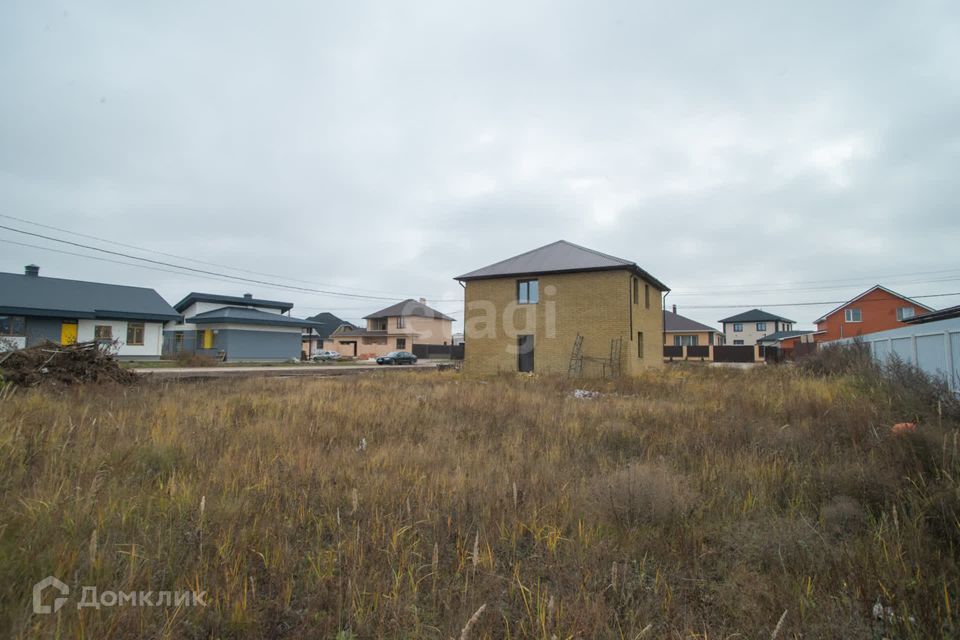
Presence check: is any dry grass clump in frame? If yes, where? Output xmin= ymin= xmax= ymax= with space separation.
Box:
xmin=584 ymin=462 xmax=697 ymax=528
xmin=1 ymin=363 xmax=958 ymax=638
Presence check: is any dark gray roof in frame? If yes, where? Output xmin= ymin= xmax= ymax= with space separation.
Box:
xmin=454 ymin=240 xmax=669 ymax=291
xmin=757 ymin=330 xmax=815 ymax=344
xmin=304 ymin=312 xmax=355 ymax=338
xmin=187 ymin=307 xmax=318 ymax=328
xmin=719 ymin=308 xmax=795 ymax=324
xmin=364 ymin=299 xmax=455 ymax=321
xmin=903 ymin=304 xmax=960 ymax=324
xmin=663 ymin=310 xmax=718 ymax=333
xmin=173 ymin=292 xmax=293 ymax=313
xmin=0 ymin=271 xmax=179 ymax=321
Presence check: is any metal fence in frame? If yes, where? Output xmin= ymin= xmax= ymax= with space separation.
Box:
xmin=831 ymin=316 xmax=960 ymax=393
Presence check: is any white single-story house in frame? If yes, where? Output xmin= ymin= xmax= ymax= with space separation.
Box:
xmin=163 ymin=292 xmax=319 ymax=362
xmin=0 ymin=264 xmax=180 ymax=359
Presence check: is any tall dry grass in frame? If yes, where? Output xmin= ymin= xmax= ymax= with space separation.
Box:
xmin=0 ymin=362 xmax=958 ymax=638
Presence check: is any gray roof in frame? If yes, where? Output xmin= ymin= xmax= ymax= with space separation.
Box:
xmin=663 ymin=310 xmax=718 ymax=333
xmin=187 ymin=307 xmax=319 ymax=328
xmin=757 ymin=330 xmax=815 ymax=344
xmin=173 ymin=292 xmax=293 ymax=313
xmin=719 ymin=308 xmax=795 ymax=324
xmin=454 ymin=240 xmax=669 ymax=291
xmin=304 ymin=312 xmax=355 ymax=338
xmin=0 ymin=271 xmax=179 ymax=321
xmin=903 ymin=304 xmax=960 ymax=324
xmin=364 ymin=299 xmax=455 ymax=321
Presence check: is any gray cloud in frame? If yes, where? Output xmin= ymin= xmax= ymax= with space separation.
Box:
xmin=1 ymin=1 xmax=958 ymax=327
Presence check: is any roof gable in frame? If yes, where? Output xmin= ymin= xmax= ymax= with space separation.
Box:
xmin=813 ymin=285 xmax=935 ymax=325
xmin=364 ymin=299 xmax=455 ymax=321
xmin=305 ymin=312 xmax=355 ymax=338
xmin=0 ymin=271 xmax=179 ymax=321
xmin=454 ymin=240 xmax=669 ymax=291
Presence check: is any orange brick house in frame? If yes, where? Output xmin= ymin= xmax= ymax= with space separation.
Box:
xmin=328 ymin=298 xmax=453 ymax=359
xmin=813 ymin=285 xmax=933 ymax=342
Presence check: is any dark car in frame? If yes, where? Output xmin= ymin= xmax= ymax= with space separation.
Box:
xmin=376 ymin=351 xmax=418 ymax=365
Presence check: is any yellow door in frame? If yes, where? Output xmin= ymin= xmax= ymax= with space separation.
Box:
xmin=61 ymin=321 xmax=78 ymax=345
xmin=202 ymin=330 xmax=213 ymax=349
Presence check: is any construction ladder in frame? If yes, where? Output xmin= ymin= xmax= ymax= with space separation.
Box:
xmin=567 ymin=334 xmax=584 ymax=378
xmin=608 ymin=337 xmax=623 ymax=379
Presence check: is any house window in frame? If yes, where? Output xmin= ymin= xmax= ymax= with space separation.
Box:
xmin=396 ymin=316 xmax=405 ymax=329
xmin=0 ymin=315 xmax=25 ymax=336
xmin=517 ymin=279 xmax=539 ymax=304
xmin=845 ymin=308 xmax=862 ymax=322
xmin=756 ymin=322 xmax=767 ymax=332
xmin=126 ymin=322 xmax=145 ymax=346
xmin=632 ymin=278 xmax=639 ymax=304
xmin=174 ymin=332 xmax=184 ymax=352
xmin=94 ymin=325 xmax=113 ymax=341
xmin=637 ymin=332 xmax=644 ymax=358
xmin=897 ymin=307 xmax=915 ymax=321
xmin=644 ymin=284 xmax=650 ymax=309
xmin=370 ymin=318 xmax=387 ymax=331
xmin=733 ymin=340 xmax=744 ymax=345
xmin=396 ymin=338 xmax=406 ymax=349
xmin=673 ymin=335 xmax=699 ymax=347
xmin=733 ymin=323 xmax=743 ymax=332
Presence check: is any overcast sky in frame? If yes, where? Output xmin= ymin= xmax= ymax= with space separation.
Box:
xmin=2 ymin=1 xmax=959 ymax=329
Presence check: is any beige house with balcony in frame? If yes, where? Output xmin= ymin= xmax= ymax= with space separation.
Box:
xmin=328 ymin=298 xmax=454 ymax=359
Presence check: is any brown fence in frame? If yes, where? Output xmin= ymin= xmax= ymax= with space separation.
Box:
xmin=713 ymin=345 xmax=756 ymax=363
xmin=412 ymin=344 xmax=464 ymax=360
xmin=663 ymin=345 xmax=683 ymax=360
xmin=686 ymin=345 xmax=710 ymax=360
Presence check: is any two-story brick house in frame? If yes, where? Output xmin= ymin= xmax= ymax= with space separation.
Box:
xmin=813 ymin=285 xmax=933 ymax=342
xmin=454 ymin=240 xmax=669 ymax=376
xmin=328 ymin=298 xmax=453 ymax=359
xmin=719 ymin=309 xmax=795 ymax=345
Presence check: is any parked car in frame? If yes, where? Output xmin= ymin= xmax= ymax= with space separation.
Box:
xmin=311 ymin=350 xmax=340 ymax=361
xmin=376 ymin=351 xmax=418 ymax=365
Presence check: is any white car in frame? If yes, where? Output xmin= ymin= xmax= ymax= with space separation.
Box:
xmin=311 ymin=350 xmax=341 ymax=361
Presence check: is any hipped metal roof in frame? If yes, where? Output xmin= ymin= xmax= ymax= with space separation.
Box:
xmin=719 ymin=308 xmax=795 ymax=324
xmin=186 ymin=306 xmax=319 ymax=328
xmin=454 ymin=240 xmax=670 ymax=291
xmin=364 ymin=299 xmax=455 ymax=321
xmin=173 ymin=292 xmax=293 ymax=313
xmin=663 ymin=310 xmax=719 ymax=333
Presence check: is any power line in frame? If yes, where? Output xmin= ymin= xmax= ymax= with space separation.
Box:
xmin=670 ymin=266 xmax=960 ymax=295
xmin=0 ymin=213 xmax=454 ymax=300
xmin=0 ymin=223 xmax=464 ymax=303
xmin=679 ymin=291 xmax=960 ymax=310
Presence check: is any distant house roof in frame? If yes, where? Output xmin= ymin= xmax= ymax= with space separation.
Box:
xmin=663 ymin=310 xmax=718 ymax=333
xmin=186 ymin=307 xmax=318 ymax=328
xmin=719 ymin=308 xmax=795 ymax=324
xmin=364 ymin=299 xmax=455 ymax=321
xmin=0 ymin=269 xmax=179 ymax=322
xmin=813 ymin=285 xmax=935 ymax=325
xmin=903 ymin=304 xmax=960 ymax=324
xmin=757 ymin=330 xmax=816 ymax=344
xmin=173 ymin=292 xmax=293 ymax=313
xmin=304 ymin=312 xmax=355 ymax=339
xmin=454 ymin=240 xmax=669 ymax=291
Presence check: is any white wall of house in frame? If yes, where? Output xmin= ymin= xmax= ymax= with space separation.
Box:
xmin=723 ymin=320 xmax=793 ymax=345
xmin=77 ymin=319 xmax=164 ymax=357
xmin=181 ymin=302 xmax=285 ymax=318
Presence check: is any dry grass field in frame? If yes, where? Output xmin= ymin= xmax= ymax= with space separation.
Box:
xmin=2 ymin=357 xmax=959 ymax=638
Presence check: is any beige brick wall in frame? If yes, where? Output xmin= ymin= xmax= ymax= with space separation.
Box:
xmin=462 ymin=269 xmax=664 ymax=376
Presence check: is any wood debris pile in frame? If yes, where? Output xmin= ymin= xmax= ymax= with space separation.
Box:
xmin=0 ymin=341 xmax=139 ymax=387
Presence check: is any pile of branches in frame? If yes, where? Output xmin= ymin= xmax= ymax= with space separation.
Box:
xmin=0 ymin=340 xmax=139 ymax=387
